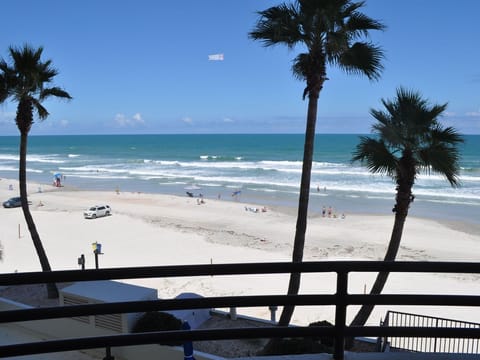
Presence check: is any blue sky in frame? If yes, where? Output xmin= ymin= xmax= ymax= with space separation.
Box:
xmin=1 ymin=0 xmax=479 ymax=135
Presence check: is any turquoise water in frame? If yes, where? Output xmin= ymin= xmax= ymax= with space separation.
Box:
xmin=0 ymin=134 xmax=478 ymax=224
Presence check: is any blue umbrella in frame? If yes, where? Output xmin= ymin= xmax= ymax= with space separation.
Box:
xmin=182 ymin=321 xmax=196 ymax=360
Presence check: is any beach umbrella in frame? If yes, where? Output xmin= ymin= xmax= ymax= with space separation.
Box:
xmin=182 ymin=321 xmax=196 ymax=360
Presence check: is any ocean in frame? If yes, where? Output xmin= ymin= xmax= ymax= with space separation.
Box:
xmin=0 ymin=134 xmax=479 ymax=225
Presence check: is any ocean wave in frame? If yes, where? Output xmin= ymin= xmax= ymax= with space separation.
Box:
xmin=133 ymin=159 xmax=356 ymax=175
xmin=0 ymin=165 xmax=17 ymax=171
xmin=458 ymin=175 xmax=480 ymax=182
xmin=59 ymin=166 xmax=128 ymax=173
xmin=0 ymin=154 xmax=18 ymax=161
xmin=27 ymin=155 xmax=66 ymax=164
xmin=421 ymin=198 xmax=480 ymax=206
xmin=199 ymin=155 xmax=243 ymax=161
xmin=71 ymin=174 xmax=131 ymax=180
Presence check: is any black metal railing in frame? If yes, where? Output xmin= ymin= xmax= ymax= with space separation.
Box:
xmin=0 ymin=261 xmax=480 ymax=360
xmin=380 ymin=310 xmax=480 ymax=353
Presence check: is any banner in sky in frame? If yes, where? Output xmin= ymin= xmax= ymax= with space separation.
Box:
xmin=208 ymin=54 xmax=224 ymax=61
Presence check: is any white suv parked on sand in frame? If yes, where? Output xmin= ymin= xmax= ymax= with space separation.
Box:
xmin=84 ymin=205 xmax=111 ymax=219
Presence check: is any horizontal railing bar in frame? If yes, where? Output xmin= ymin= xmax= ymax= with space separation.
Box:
xmin=0 ymin=295 xmax=335 ymax=323
xmin=347 ymin=294 xmax=480 ymax=306
xmin=2 ymin=294 xmax=479 ymax=324
xmin=349 ymin=326 xmax=480 ymax=338
xmin=1 ymin=261 xmax=479 ymax=286
xmin=2 ymin=326 xmax=480 ymax=358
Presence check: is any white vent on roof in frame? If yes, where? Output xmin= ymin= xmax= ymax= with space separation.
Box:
xmin=95 ymin=313 xmax=123 ymax=332
xmin=60 ymin=280 xmax=158 ymax=333
xmin=62 ymin=294 xmax=89 ymax=324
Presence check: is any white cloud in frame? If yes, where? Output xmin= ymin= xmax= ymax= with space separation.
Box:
xmin=59 ymin=119 xmax=69 ymax=127
xmin=114 ymin=113 xmax=145 ymax=127
xmin=223 ymin=117 xmax=234 ymax=123
xmin=444 ymin=111 xmax=456 ymax=117
xmin=465 ymin=111 xmax=480 ymax=117
xmin=114 ymin=114 xmax=128 ymax=126
xmin=132 ymin=113 xmax=144 ymax=124
xmin=182 ymin=117 xmax=193 ymax=125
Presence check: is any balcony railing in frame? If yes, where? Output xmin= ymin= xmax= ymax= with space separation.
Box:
xmin=380 ymin=310 xmax=480 ymax=353
xmin=0 ymin=261 xmax=479 ymax=360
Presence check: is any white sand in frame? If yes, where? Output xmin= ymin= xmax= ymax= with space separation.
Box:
xmin=0 ymin=178 xmax=479 ymax=326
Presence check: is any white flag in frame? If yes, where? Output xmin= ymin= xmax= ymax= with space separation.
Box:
xmin=208 ymin=53 xmax=224 ymax=61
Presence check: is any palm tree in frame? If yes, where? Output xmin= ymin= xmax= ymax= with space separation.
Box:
xmin=249 ymin=0 xmax=384 ymax=327
xmin=0 ymin=45 xmax=72 ymax=298
xmin=349 ymin=87 xmax=463 ymax=332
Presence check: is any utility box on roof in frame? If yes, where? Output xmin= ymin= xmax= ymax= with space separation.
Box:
xmin=60 ymin=280 xmax=158 ymax=333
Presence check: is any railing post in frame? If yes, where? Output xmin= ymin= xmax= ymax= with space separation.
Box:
xmin=382 ymin=311 xmax=390 ymax=352
xmin=334 ymin=271 xmax=348 ymax=360
xmin=103 ymin=346 xmax=114 ymax=360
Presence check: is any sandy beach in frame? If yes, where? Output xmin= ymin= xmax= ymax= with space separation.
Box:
xmin=1 ymin=177 xmax=479 ymax=327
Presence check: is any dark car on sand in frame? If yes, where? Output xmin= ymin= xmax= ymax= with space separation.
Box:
xmin=3 ymin=197 xmax=22 ymax=208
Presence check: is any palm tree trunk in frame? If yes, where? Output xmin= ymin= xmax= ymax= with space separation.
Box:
xmin=19 ymin=132 xmax=59 ymax=299
xmin=346 ymin=188 xmax=412 ymax=348
xmin=277 ymin=89 xmax=320 ymax=327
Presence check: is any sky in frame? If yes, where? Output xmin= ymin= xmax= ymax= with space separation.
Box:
xmin=0 ymin=0 xmax=479 ymax=135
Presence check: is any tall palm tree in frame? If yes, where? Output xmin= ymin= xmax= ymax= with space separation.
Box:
xmin=249 ymin=0 xmax=384 ymax=327
xmin=349 ymin=87 xmax=463 ymax=331
xmin=0 ymin=45 xmax=72 ymax=299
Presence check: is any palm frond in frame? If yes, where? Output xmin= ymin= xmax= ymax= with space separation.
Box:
xmin=249 ymin=3 xmax=302 ymax=49
xmin=337 ymin=42 xmax=384 ymax=80
xmin=418 ymin=144 xmax=461 ymax=187
xmin=0 ymin=70 xmax=7 ymax=103
xmin=39 ymin=87 xmax=72 ymax=101
xmin=431 ymin=126 xmax=464 ymax=146
xmin=346 ymin=12 xmax=386 ymax=38
xmin=352 ymin=137 xmax=397 ymax=177
xmin=292 ymin=52 xmax=327 ymax=79
xmin=31 ymin=98 xmax=49 ymax=120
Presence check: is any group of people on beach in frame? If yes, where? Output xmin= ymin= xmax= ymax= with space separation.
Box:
xmin=244 ymin=206 xmax=267 ymax=213
xmin=186 ymin=190 xmax=270 ymax=213
xmin=322 ymin=205 xmax=345 ymax=219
